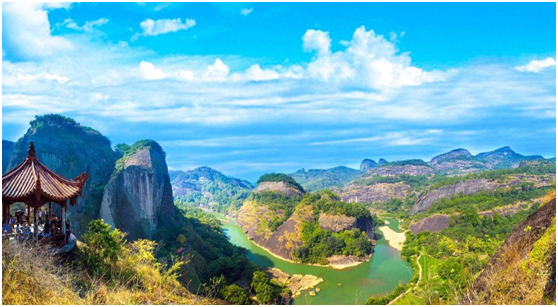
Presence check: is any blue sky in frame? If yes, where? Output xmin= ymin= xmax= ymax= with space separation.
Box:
xmin=2 ymin=2 xmax=556 ymax=181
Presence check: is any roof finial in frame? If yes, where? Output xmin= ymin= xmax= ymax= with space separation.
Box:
xmin=28 ymin=142 xmax=36 ymax=156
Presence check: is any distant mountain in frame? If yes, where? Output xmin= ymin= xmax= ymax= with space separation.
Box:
xmin=475 ymin=146 xmax=544 ymax=170
xmin=429 ymin=146 xmax=546 ymax=175
xmin=2 ymin=140 xmax=15 ymax=174
xmin=171 ymin=166 xmax=253 ymax=213
xmin=290 ymin=166 xmax=360 ymax=192
xmin=360 ymin=159 xmax=377 ymax=172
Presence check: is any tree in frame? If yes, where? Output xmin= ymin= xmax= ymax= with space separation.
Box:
xmin=220 ymin=284 xmax=251 ymax=305
xmin=78 ymin=219 xmax=126 ymax=277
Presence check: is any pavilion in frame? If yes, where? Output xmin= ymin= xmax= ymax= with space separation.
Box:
xmin=2 ymin=142 xmax=87 ymax=240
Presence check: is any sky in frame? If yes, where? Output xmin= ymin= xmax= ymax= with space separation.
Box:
xmin=2 ymin=2 xmax=556 ymax=181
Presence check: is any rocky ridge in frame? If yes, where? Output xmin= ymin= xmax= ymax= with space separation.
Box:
xmin=100 ymin=140 xmax=175 ymax=239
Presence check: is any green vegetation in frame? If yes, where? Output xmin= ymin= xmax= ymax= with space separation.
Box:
xmin=257 ymin=173 xmax=305 ymax=193
xmin=248 ymin=191 xmax=302 ymax=231
xmin=114 ymin=140 xmax=165 ymax=171
xmin=290 ymin=166 xmax=360 ymax=191
xmin=291 ymin=191 xmax=373 ymax=264
xmin=250 ymin=271 xmax=291 ymax=304
xmin=171 ymin=167 xmax=252 ymax=214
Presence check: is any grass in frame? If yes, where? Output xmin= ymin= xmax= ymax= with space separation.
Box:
xmin=2 ymin=240 xmax=222 ymax=305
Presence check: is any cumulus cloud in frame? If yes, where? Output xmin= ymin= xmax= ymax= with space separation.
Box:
xmin=138 ymin=61 xmax=165 ymax=80
xmin=136 ymin=17 xmax=196 ymax=39
xmin=302 ymin=26 xmax=450 ymax=89
xmin=2 ymin=3 xmax=73 ymax=60
xmin=204 ymin=58 xmax=230 ymax=81
xmin=515 ymin=57 xmax=556 ymax=73
xmin=240 ymin=8 xmax=253 ymax=16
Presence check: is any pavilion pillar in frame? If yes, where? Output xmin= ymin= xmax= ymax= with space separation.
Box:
xmin=48 ymin=203 xmax=52 ymax=220
xmin=62 ymin=200 xmax=67 ymax=242
xmin=26 ymin=206 xmax=30 ymax=224
xmin=33 ymin=206 xmax=38 ymax=239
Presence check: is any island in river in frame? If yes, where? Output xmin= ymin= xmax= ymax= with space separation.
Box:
xmin=219 ymin=213 xmax=413 ymax=305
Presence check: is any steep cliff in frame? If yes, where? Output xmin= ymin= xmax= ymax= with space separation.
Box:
xmin=100 ymin=140 xmax=175 ymax=240
xmin=170 ymin=166 xmax=252 ymax=213
xmin=341 ymin=182 xmax=411 ymax=204
xmin=475 ymin=146 xmax=543 ymax=170
xmin=411 ymin=179 xmax=498 ymax=214
xmin=6 ymin=115 xmax=116 ymax=235
xmin=462 ymin=198 xmax=556 ymax=304
xmin=254 ymin=181 xmax=305 ymax=197
xmin=2 ymin=140 xmax=15 ymax=174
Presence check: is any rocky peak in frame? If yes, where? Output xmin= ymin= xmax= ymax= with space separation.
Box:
xmin=429 ymin=148 xmax=472 ymax=165
xmin=100 ymin=139 xmax=174 ymax=240
xmin=378 ymin=158 xmax=389 ymax=165
xmin=255 ymin=173 xmax=305 ymax=196
xmin=360 ymin=159 xmax=378 ymax=172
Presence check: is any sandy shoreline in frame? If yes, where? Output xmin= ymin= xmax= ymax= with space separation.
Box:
xmin=379 ymin=225 xmax=406 ymax=251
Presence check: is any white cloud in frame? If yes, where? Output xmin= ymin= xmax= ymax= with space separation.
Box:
xmin=63 ymin=18 xmax=109 ymax=33
xmin=245 ymin=64 xmax=280 ymax=81
xmin=515 ymin=57 xmax=556 ymax=73
xmin=240 ymin=8 xmax=253 ymax=16
xmin=303 ymin=26 xmax=450 ymax=89
xmin=138 ymin=61 xmax=165 ymax=80
xmin=137 ymin=17 xmax=196 ymax=38
xmin=303 ymin=29 xmax=331 ymax=56
xmin=204 ymin=58 xmax=230 ymax=81
xmin=2 ymin=3 xmax=73 ymax=60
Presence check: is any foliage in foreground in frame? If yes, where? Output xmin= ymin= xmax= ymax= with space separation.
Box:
xmin=2 ymin=233 xmax=217 ymax=305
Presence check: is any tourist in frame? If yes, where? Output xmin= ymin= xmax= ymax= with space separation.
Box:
xmin=38 ymin=209 xmax=43 ymax=225
xmin=3 ymin=223 xmax=12 ymax=234
xmin=16 ymin=211 xmax=23 ymax=227
xmin=8 ymin=215 xmax=15 ymax=227
xmin=22 ymin=223 xmax=31 ymax=241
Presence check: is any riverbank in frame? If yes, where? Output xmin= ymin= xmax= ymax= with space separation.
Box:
xmin=379 ymin=225 xmax=406 ymax=251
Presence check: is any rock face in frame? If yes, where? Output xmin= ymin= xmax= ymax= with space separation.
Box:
xmin=237 ymin=200 xmax=311 ymax=260
xmin=318 ymin=213 xmax=356 ymax=232
xmin=290 ymin=166 xmax=360 ymax=192
xmin=462 ymin=198 xmax=556 ymax=304
xmin=263 ymin=267 xmax=323 ymax=298
xmin=430 ymin=148 xmax=472 ymax=165
xmin=254 ymin=181 xmax=305 ymax=197
xmin=7 ymin=115 xmax=116 ymax=235
xmin=318 ymin=213 xmax=375 ymax=239
xmin=411 ymin=179 xmax=497 ymax=214
xmin=368 ymin=164 xmax=434 ymax=177
xmin=2 ymin=140 xmax=15 ymax=174
xmin=341 ymin=182 xmax=411 ymax=204
xmin=100 ymin=140 xmax=174 ymax=240
xmin=170 ymin=166 xmax=252 ymax=212
xmin=360 ymin=159 xmax=378 ymax=172
xmin=409 ymin=214 xmax=451 ymax=235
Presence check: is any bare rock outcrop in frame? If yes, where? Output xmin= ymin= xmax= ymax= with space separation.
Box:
xmin=237 ymin=201 xmax=312 ymax=260
xmin=254 ymin=181 xmax=304 ymax=197
xmin=263 ymin=267 xmax=323 ymax=298
xmin=411 ymin=179 xmax=498 ymax=215
xmin=409 ymin=214 xmax=451 ymax=234
xmin=318 ymin=213 xmax=356 ymax=232
xmin=341 ymin=182 xmax=411 ymax=204
xmin=368 ymin=164 xmax=434 ymax=177
xmin=100 ymin=141 xmax=175 ymax=240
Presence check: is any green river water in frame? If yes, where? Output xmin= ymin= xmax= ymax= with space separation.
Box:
xmin=219 ymin=217 xmax=413 ymax=305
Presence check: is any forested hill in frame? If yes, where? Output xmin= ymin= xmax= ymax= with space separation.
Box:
xmin=171 ymin=166 xmax=253 ymax=214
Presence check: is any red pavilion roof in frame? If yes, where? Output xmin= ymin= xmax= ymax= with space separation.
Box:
xmin=2 ymin=142 xmax=87 ymax=207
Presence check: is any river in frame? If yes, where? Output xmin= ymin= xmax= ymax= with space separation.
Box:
xmin=219 ymin=217 xmax=413 ymax=305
